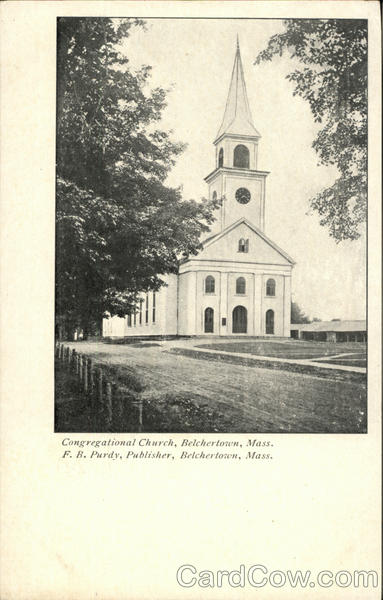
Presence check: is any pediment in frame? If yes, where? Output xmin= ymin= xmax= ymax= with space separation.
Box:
xmin=197 ymin=218 xmax=295 ymax=265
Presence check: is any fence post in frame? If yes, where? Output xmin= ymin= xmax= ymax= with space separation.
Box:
xmin=129 ymin=394 xmax=143 ymax=433
xmin=89 ymin=359 xmax=95 ymax=403
xmin=98 ymin=369 xmax=103 ymax=404
xmin=137 ymin=396 xmax=143 ymax=433
xmin=59 ymin=343 xmax=64 ymax=361
xmin=83 ymin=358 xmax=88 ymax=393
xmin=114 ymin=387 xmax=123 ymax=421
xmin=79 ymin=355 xmax=83 ymax=382
xmin=106 ymin=382 xmax=112 ymax=425
xmin=71 ymin=349 xmax=76 ymax=371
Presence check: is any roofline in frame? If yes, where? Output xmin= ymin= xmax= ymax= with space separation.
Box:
xmin=179 ymin=259 xmax=293 ymax=271
xmin=204 ymin=166 xmax=270 ymax=183
xmin=291 ymin=329 xmax=367 ymax=333
xmin=215 ymin=41 xmax=261 ymax=143
xmin=201 ymin=217 xmax=296 ymax=265
xmin=291 ymin=320 xmax=366 ymax=327
xmin=214 ymin=132 xmax=261 ymax=146
xmin=290 ymin=321 xmax=366 ymax=331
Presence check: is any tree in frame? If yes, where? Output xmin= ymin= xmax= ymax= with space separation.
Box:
xmin=255 ymin=19 xmax=367 ymax=242
xmin=56 ymin=18 xmax=219 ymax=337
xmin=291 ymin=301 xmax=310 ymax=324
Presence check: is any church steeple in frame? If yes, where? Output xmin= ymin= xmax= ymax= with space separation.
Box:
xmin=205 ymin=38 xmax=269 ymax=235
xmin=215 ymin=38 xmax=261 ymax=144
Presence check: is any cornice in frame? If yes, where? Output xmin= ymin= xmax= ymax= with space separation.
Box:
xmin=204 ymin=166 xmax=270 ymax=183
xmin=214 ymin=132 xmax=261 ymax=146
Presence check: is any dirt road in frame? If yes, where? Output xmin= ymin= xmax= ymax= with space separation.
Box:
xmin=63 ymin=340 xmax=366 ymax=433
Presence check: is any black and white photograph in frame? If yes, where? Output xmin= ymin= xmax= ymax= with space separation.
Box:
xmin=1 ymin=3 xmax=381 ymax=600
xmin=55 ymin=16 xmax=368 ymax=434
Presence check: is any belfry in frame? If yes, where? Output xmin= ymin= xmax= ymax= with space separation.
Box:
xmin=206 ymin=37 xmax=267 ymax=234
xmin=103 ymin=41 xmax=294 ymax=338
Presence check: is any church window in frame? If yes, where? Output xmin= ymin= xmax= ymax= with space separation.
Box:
xmin=238 ymin=238 xmax=249 ymax=253
xmin=235 ymin=187 xmax=251 ymax=204
xmin=236 ymin=277 xmax=246 ymax=294
xmin=266 ymin=278 xmax=276 ymax=296
xmin=212 ymin=191 xmax=217 ymax=202
xmin=218 ymin=148 xmax=224 ymax=168
xmin=205 ymin=276 xmax=215 ymax=294
xmin=134 ymin=311 xmax=136 ymax=327
xmin=234 ymin=144 xmax=250 ymax=169
xmin=152 ymin=292 xmax=156 ymax=323
xmin=127 ymin=314 xmax=132 ymax=327
xmin=139 ymin=299 xmax=143 ymax=325
xmin=145 ymin=293 xmax=149 ymax=323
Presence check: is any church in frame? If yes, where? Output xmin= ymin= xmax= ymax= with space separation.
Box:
xmin=103 ymin=41 xmax=295 ymax=339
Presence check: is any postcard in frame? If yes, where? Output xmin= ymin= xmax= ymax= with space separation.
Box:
xmin=1 ymin=2 xmax=381 ymax=599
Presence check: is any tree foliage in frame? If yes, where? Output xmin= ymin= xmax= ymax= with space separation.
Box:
xmin=56 ymin=18 xmax=218 ymax=336
xmin=255 ymin=19 xmax=367 ymax=242
xmin=291 ymin=301 xmax=311 ymax=324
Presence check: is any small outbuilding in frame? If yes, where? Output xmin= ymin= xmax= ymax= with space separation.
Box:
xmin=290 ymin=320 xmax=366 ymax=343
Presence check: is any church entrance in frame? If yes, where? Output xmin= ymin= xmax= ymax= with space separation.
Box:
xmin=204 ymin=307 xmax=214 ymax=333
xmin=266 ymin=309 xmax=274 ymax=334
xmin=232 ymin=306 xmax=247 ymax=334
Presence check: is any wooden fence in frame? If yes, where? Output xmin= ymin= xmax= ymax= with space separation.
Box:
xmin=55 ymin=343 xmax=143 ymax=431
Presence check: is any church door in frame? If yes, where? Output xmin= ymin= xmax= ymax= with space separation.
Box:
xmin=204 ymin=308 xmax=214 ymax=333
xmin=266 ymin=309 xmax=274 ymax=334
xmin=232 ymin=306 xmax=247 ymax=334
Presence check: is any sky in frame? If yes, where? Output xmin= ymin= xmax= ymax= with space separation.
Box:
xmin=120 ymin=18 xmax=366 ymax=321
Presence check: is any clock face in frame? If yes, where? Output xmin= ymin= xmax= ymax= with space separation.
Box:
xmin=235 ymin=187 xmax=251 ymax=204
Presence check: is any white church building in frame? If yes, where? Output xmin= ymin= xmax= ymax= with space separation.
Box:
xmin=103 ymin=42 xmax=295 ymax=339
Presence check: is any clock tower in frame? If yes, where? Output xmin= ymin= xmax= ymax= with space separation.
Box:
xmin=103 ymin=37 xmax=294 ymax=340
xmin=205 ymin=39 xmax=269 ymax=235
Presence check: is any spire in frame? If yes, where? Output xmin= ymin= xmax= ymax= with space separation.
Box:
xmin=215 ymin=38 xmax=260 ymax=142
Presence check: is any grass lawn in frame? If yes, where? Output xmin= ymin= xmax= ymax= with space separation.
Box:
xmin=315 ymin=358 xmax=366 ymax=368
xmin=196 ymin=340 xmax=366 ymax=361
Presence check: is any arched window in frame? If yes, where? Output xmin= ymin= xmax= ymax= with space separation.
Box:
xmin=266 ymin=278 xmax=276 ymax=296
xmin=218 ymin=148 xmax=224 ymax=168
xmin=204 ymin=308 xmax=214 ymax=333
xmin=266 ymin=309 xmax=274 ymax=334
xmin=212 ymin=191 xmax=217 ymax=202
xmin=238 ymin=238 xmax=249 ymax=253
xmin=236 ymin=277 xmax=246 ymax=294
xmin=233 ymin=144 xmax=250 ymax=169
xmin=205 ymin=276 xmax=215 ymax=294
